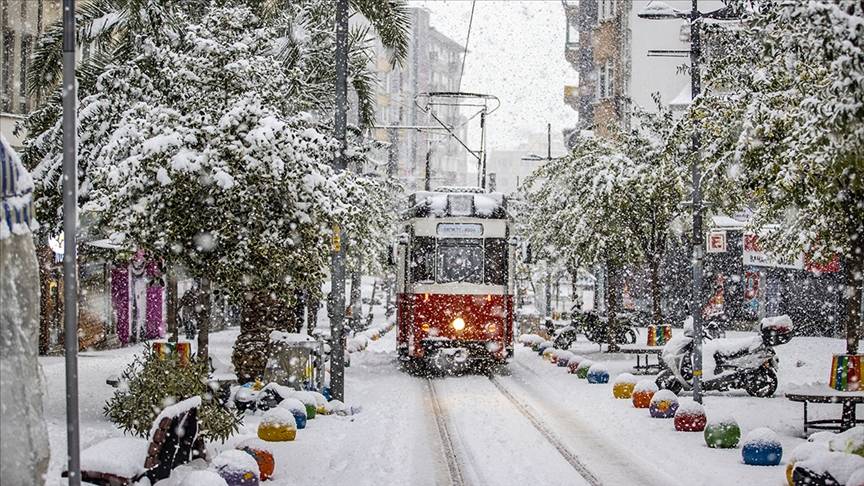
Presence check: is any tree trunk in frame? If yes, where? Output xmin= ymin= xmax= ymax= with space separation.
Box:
xmin=650 ymin=258 xmax=662 ymax=327
xmin=197 ymin=277 xmax=211 ymax=361
xmin=232 ymin=293 xmax=292 ymax=383
xmin=366 ymin=279 xmax=378 ymax=327
xmin=166 ymin=266 xmax=178 ymax=343
xmin=845 ymin=243 xmax=863 ymax=355
xmin=607 ymin=261 xmax=620 ymax=352
xmin=37 ymin=245 xmax=53 ymax=355
xmin=350 ymin=268 xmax=362 ymax=330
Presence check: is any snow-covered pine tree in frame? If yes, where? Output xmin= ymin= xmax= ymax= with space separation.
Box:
xmin=694 ymin=0 xmax=863 ymax=352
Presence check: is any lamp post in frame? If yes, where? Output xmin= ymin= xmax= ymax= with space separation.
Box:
xmin=330 ymin=0 xmax=349 ymax=402
xmin=637 ymin=0 xmax=736 ymax=404
xmin=62 ymin=0 xmax=81 ymax=483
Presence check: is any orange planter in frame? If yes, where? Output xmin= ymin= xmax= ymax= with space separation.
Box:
xmin=632 ymin=390 xmax=655 ymax=408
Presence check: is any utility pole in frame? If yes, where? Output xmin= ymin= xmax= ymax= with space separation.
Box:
xmin=61 ymin=0 xmax=81 ymax=483
xmin=688 ymin=0 xmax=705 ymax=405
xmin=330 ymin=0 xmax=349 ymax=402
xmin=637 ymin=0 xmax=738 ymax=403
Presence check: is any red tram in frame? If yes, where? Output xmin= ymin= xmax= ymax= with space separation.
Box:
xmin=394 ymin=188 xmax=515 ymax=369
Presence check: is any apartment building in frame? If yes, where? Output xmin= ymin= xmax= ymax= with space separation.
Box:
xmin=563 ymin=0 xmax=724 ymax=143
xmin=367 ymin=8 xmax=469 ymax=190
xmin=1 ymin=0 xmax=60 ymax=148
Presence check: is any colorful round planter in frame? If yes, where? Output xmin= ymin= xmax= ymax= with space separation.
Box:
xmin=632 ymin=380 xmax=658 ymax=408
xmin=587 ymin=364 xmax=610 ymax=384
xmin=575 ymin=360 xmax=594 ymax=379
xmin=674 ymin=401 xmax=706 ymax=432
xmin=238 ymin=446 xmax=275 ymax=481
xmin=742 ymin=428 xmax=782 ymax=466
xmin=704 ymin=419 xmax=741 ymax=449
xmin=612 ymin=373 xmax=637 ymax=399
xmin=649 ymin=390 xmax=679 ymax=418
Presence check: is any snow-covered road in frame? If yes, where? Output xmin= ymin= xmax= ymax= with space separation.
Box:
xmin=41 ymin=321 xmax=855 ymax=486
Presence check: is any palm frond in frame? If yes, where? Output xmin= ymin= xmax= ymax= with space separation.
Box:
xmin=350 ymin=0 xmax=411 ymax=67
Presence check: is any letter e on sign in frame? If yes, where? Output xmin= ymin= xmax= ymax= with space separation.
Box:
xmin=707 ymin=231 xmax=727 ymax=253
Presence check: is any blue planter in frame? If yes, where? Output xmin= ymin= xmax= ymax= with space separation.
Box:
xmin=292 ymin=411 xmax=307 ymax=430
xmin=742 ymin=442 xmax=782 ymax=466
xmin=557 ymin=357 xmax=571 ymax=367
xmin=322 ymin=386 xmax=332 ymax=401
xmin=587 ymin=370 xmax=609 ymax=384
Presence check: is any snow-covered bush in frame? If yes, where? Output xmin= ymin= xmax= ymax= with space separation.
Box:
xmin=104 ymin=344 xmax=241 ymax=442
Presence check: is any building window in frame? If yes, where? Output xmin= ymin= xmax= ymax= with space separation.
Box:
xmin=2 ymin=31 xmax=14 ymax=112
xmin=599 ymin=0 xmax=616 ymax=21
xmin=597 ymin=61 xmax=615 ymax=99
xmin=18 ymin=34 xmax=31 ymax=113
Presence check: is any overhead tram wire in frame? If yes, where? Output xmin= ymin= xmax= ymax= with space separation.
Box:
xmin=457 ymin=1 xmax=476 ymax=94
xmin=427 ymin=0 xmax=477 ymax=179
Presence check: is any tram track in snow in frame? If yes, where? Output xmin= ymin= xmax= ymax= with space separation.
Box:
xmin=426 ymin=377 xmax=468 ymax=486
xmin=486 ymin=373 xmax=604 ymax=486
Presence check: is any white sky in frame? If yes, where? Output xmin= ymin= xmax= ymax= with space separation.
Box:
xmin=409 ymin=1 xmax=577 ymax=152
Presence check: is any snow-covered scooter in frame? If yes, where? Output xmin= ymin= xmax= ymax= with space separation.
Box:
xmin=655 ymin=315 xmax=794 ymax=398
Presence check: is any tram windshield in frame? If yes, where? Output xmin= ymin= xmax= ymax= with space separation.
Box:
xmin=436 ymin=241 xmax=483 ymax=284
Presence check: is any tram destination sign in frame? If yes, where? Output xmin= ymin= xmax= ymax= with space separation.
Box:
xmin=437 ymin=223 xmax=484 ymax=237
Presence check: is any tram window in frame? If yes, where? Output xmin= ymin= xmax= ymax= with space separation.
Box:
xmin=484 ymin=238 xmax=508 ymax=285
xmin=411 ymin=237 xmax=436 ymax=282
xmin=437 ymin=241 xmax=483 ymax=284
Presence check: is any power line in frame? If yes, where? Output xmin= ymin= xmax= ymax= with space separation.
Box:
xmin=457 ymin=1 xmax=476 ymax=93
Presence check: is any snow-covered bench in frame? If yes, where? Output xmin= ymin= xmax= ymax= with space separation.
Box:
xmin=63 ymin=396 xmax=205 ymax=486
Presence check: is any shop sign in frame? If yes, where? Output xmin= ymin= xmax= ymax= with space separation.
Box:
xmin=742 ymin=233 xmax=804 ymax=269
xmin=706 ymin=231 xmax=727 ymax=253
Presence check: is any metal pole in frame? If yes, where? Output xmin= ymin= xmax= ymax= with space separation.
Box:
xmin=424 ymin=142 xmax=432 ymax=191
xmin=329 ymin=0 xmax=349 ymax=402
xmin=61 ymin=0 xmax=81 ymax=483
xmin=479 ymin=110 xmax=487 ymax=189
xmin=547 ymin=123 xmax=551 ymax=160
xmin=689 ymin=0 xmax=704 ymax=404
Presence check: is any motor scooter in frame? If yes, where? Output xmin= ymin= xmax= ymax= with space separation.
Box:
xmin=655 ymin=315 xmax=793 ymax=398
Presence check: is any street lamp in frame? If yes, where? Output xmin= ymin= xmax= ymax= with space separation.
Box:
xmin=637 ymin=0 xmax=736 ymax=404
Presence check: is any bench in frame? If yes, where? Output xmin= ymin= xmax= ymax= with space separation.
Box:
xmin=64 ymin=396 xmax=205 ymax=485
xmin=618 ymin=345 xmax=664 ymax=375
xmin=785 ymin=385 xmax=864 ymax=434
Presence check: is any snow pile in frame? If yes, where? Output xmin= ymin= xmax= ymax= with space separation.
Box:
xmin=269 ymin=331 xmax=315 ymax=345
xmin=829 ymin=426 xmax=864 ymax=455
xmin=519 ymin=334 xmax=544 ymax=345
xmin=650 ymin=389 xmax=678 ymax=405
xmin=797 ymin=451 xmax=864 ymax=484
xmin=613 ymin=373 xmax=637 ymax=385
xmin=148 ymin=396 xmax=201 ymax=440
xmin=675 ymin=399 xmax=704 ymax=417
xmin=213 ymin=449 xmax=260 ymax=477
xmin=706 ymin=413 xmax=738 ymax=427
xmin=79 ymin=437 xmax=149 ymax=478
xmin=634 ymin=379 xmax=659 ymax=393
xmin=760 ymin=315 xmax=793 ymax=332
xmin=347 ymin=335 xmax=369 ymax=353
xmin=742 ymin=427 xmax=781 ymax=447
xmin=180 ymin=469 xmax=229 ymax=486
xmin=576 ymin=359 xmax=594 ymax=371
xmin=587 ymin=363 xmax=608 ymax=374
xmin=261 ymin=407 xmax=297 ymax=428
xmin=278 ymin=398 xmax=307 ymax=415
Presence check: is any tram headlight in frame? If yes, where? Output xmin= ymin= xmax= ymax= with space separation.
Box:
xmin=451 ymin=317 xmax=466 ymax=331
